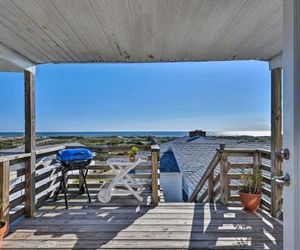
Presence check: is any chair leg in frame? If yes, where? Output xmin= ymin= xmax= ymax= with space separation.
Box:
xmin=54 ymin=178 xmax=63 ymax=201
xmin=83 ymin=169 xmax=91 ymax=203
xmin=62 ymin=172 xmax=68 ymax=209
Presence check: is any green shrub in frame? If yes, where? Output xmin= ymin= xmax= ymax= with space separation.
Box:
xmin=127 ymin=146 xmax=138 ymax=157
xmin=240 ymin=167 xmax=263 ymax=194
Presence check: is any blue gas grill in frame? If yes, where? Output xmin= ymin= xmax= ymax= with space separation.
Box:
xmin=55 ymin=148 xmax=93 ymax=209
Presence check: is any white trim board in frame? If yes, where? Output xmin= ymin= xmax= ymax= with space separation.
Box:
xmin=0 ymin=43 xmax=35 ymax=72
xmin=282 ymin=0 xmax=300 ymax=249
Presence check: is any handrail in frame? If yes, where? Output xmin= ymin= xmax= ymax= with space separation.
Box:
xmin=0 ymin=153 xmax=31 ymax=163
xmin=256 ymin=149 xmax=271 ymax=155
xmin=222 ymin=148 xmax=257 ymax=153
xmin=36 ymin=145 xmax=65 ymax=156
xmin=222 ymin=148 xmax=271 ymax=156
xmin=223 ymin=148 xmax=271 ymax=159
xmin=189 ymin=150 xmax=221 ymax=202
xmin=0 ymin=145 xmax=65 ymax=164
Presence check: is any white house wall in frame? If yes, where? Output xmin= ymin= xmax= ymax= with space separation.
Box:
xmin=160 ymin=173 xmax=182 ymax=202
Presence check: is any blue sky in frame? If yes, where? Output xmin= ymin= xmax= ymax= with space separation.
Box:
xmin=0 ymin=61 xmax=270 ymax=132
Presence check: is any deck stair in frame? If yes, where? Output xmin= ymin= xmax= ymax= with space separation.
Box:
xmin=189 ymin=145 xmax=282 ymax=218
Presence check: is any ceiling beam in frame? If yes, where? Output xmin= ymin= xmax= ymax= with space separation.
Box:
xmin=0 ymin=42 xmax=35 ymax=72
xmin=269 ymin=53 xmax=282 ymax=70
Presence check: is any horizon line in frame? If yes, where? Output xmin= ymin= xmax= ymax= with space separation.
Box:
xmin=0 ymin=130 xmax=271 ymax=133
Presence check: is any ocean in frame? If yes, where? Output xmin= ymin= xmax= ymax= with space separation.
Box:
xmin=0 ymin=130 xmax=270 ymax=138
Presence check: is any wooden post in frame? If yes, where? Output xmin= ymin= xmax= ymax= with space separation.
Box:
xmin=253 ymin=151 xmax=262 ymax=170
xmin=219 ymin=145 xmax=229 ymax=205
xmin=24 ymin=69 xmax=36 ymax=217
xmin=271 ymin=67 xmax=283 ymax=218
xmin=207 ymin=171 xmax=214 ymax=203
xmin=151 ymin=145 xmax=160 ymax=206
xmin=254 ymin=151 xmax=263 ymax=210
xmin=0 ymin=161 xmax=9 ymax=235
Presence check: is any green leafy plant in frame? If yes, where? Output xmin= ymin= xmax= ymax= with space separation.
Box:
xmin=0 ymin=198 xmax=5 ymax=226
xmin=127 ymin=146 xmax=138 ymax=157
xmin=240 ymin=167 xmax=263 ymax=194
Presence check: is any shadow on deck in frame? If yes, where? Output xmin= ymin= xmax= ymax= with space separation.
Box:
xmin=4 ymin=190 xmax=283 ymax=249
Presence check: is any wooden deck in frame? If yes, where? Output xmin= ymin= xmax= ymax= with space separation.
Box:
xmin=3 ymin=190 xmax=283 ymax=249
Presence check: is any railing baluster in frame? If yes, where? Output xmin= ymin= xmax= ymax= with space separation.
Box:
xmin=207 ymin=171 xmax=214 ymax=203
xmin=253 ymin=151 xmax=262 ymax=170
xmin=0 ymin=160 xmax=9 ymax=235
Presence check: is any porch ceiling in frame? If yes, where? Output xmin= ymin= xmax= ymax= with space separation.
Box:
xmin=0 ymin=0 xmax=282 ymax=71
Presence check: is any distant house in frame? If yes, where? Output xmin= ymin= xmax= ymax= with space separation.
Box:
xmin=159 ymin=135 xmax=270 ymax=202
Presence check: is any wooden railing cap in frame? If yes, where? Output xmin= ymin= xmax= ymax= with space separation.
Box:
xmin=0 ymin=153 xmax=31 ymax=164
xmin=35 ymin=145 xmax=66 ymax=156
xmin=151 ymin=145 xmax=160 ymax=151
xmin=0 ymin=145 xmax=66 ymax=164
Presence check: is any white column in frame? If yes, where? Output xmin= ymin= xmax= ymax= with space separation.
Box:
xmin=282 ymin=0 xmax=300 ymax=249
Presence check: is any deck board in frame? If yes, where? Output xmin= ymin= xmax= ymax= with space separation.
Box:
xmin=4 ymin=191 xmax=283 ymax=249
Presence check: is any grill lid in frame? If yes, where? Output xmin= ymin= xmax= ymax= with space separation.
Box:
xmin=57 ymin=148 xmax=93 ymax=163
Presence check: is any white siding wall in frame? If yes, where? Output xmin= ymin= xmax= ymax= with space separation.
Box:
xmin=182 ymin=178 xmax=190 ymax=196
xmin=160 ymin=173 xmax=182 ymax=202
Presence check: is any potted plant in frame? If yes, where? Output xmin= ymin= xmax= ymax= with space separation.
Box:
xmin=239 ymin=167 xmax=263 ymax=212
xmin=128 ymin=146 xmax=138 ymax=162
xmin=0 ymin=199 xmax=8 ymax=246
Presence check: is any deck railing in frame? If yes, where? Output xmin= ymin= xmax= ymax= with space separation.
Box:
xmin=0 ymin=146 xmax=65 ymax=234
xmin=0 ymin=144 xmax=160 ymax=235
xmin=67 ymin=145 xmax=161 ymax=205
xmin=189 ymin=144 xmax=283 ymax=219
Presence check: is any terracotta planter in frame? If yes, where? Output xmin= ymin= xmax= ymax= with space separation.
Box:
xmin=0 ymin=220 xmax=7 ymax=247
xmin=129 ymin=156 xmax=136 ymax=162
xmin=239 ymin=192 xmax=261 ymax=212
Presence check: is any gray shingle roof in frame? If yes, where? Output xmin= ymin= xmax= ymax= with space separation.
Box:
xmin=160 ymin=151 xmax=180 ymax=173
xmin=161 ymin=136 xmax=270 ymax=193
